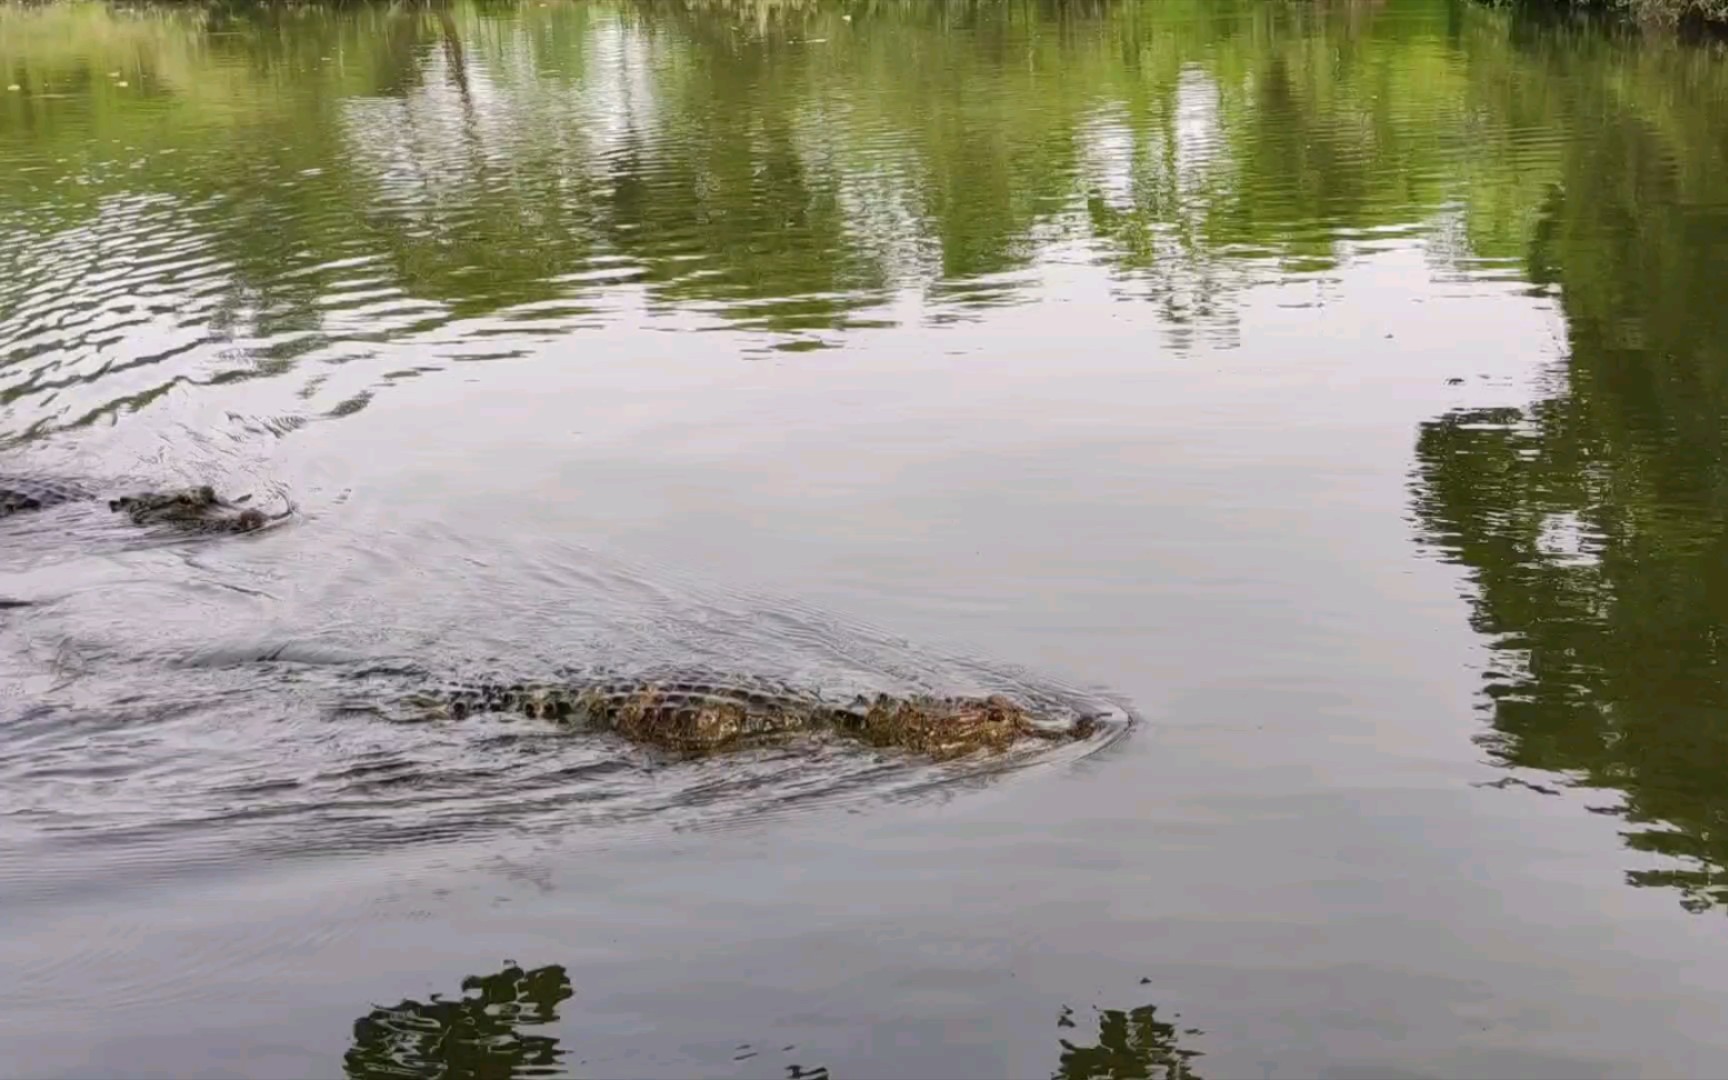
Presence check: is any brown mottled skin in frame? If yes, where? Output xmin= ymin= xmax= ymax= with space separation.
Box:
xmin=405 ymin=678 xmax=1105 ymax=760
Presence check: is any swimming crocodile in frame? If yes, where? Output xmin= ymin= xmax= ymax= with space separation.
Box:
xmin=0 ymin=475 xmax=284 ymax=533
xmin=393 ymin=673 xmax=1112 ymax=760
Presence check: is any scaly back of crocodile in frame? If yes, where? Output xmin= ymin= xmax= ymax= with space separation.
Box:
xmin=402 ymin=674 xmax=1100 ymax=759
xmin=0 ymin=474 xmax=280 ymax=533
xmin=407 ymin=676 xmax=851 ymax=752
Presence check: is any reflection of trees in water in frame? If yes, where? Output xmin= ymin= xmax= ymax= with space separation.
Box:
xmin=1415 ymin=397 xmax=1728 ymax=915
xmin=344 ymin=962 xmax=575 ymax=1079
xmin=1409 ymin=29 xmax=1728 ymax=913
xmin=341 ymin=962 xmax=1202 ymax=1079
xmin=5 ymin=0 xmax=1621 ymax=438
xmin=0 ymin=0 xmax=1474 ymax=416
xmin=1055 ymin=999 xmax=1204 ymax=1080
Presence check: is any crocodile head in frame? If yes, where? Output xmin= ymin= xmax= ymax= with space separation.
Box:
xmin=852 ymin=692 xmax=1047 ymax=759
xmin=108 ymin=486 xmax=279 ymax=533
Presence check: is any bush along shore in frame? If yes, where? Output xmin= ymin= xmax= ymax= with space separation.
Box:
xmin=1482 ymin=0 xmax=1728 ymax=30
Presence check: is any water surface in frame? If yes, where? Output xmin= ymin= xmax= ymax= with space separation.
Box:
xmin=5 ymin=1 xmax=1728 ymax=1076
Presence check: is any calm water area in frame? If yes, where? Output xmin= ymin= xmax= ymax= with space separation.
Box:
xmin=4 ymin=0 xmax=1728 ymax=1076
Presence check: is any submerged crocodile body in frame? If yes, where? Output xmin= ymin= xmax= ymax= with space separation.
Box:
xmin=0 ymin=475 xmax=282 ymax=534
xmin=398 ymin=674 xmax=1111 ymax=760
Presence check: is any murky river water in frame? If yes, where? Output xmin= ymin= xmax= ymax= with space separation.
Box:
xmin=5 ymin=0 xmax=1728 ymax=1076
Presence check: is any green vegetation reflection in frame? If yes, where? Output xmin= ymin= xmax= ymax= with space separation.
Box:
xmin=344 ymin=962 xmax=575 ymax=1079
xmin=1410 ymin=12 xmax=1728 ymax=914
xmin=341 ymin=960 xmax=1203 ymax=1078
xmin=0 ymin=0 xmax=1503 ymax=436
xmin=1056 ymin=998 xmax=1204 ymax=1080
